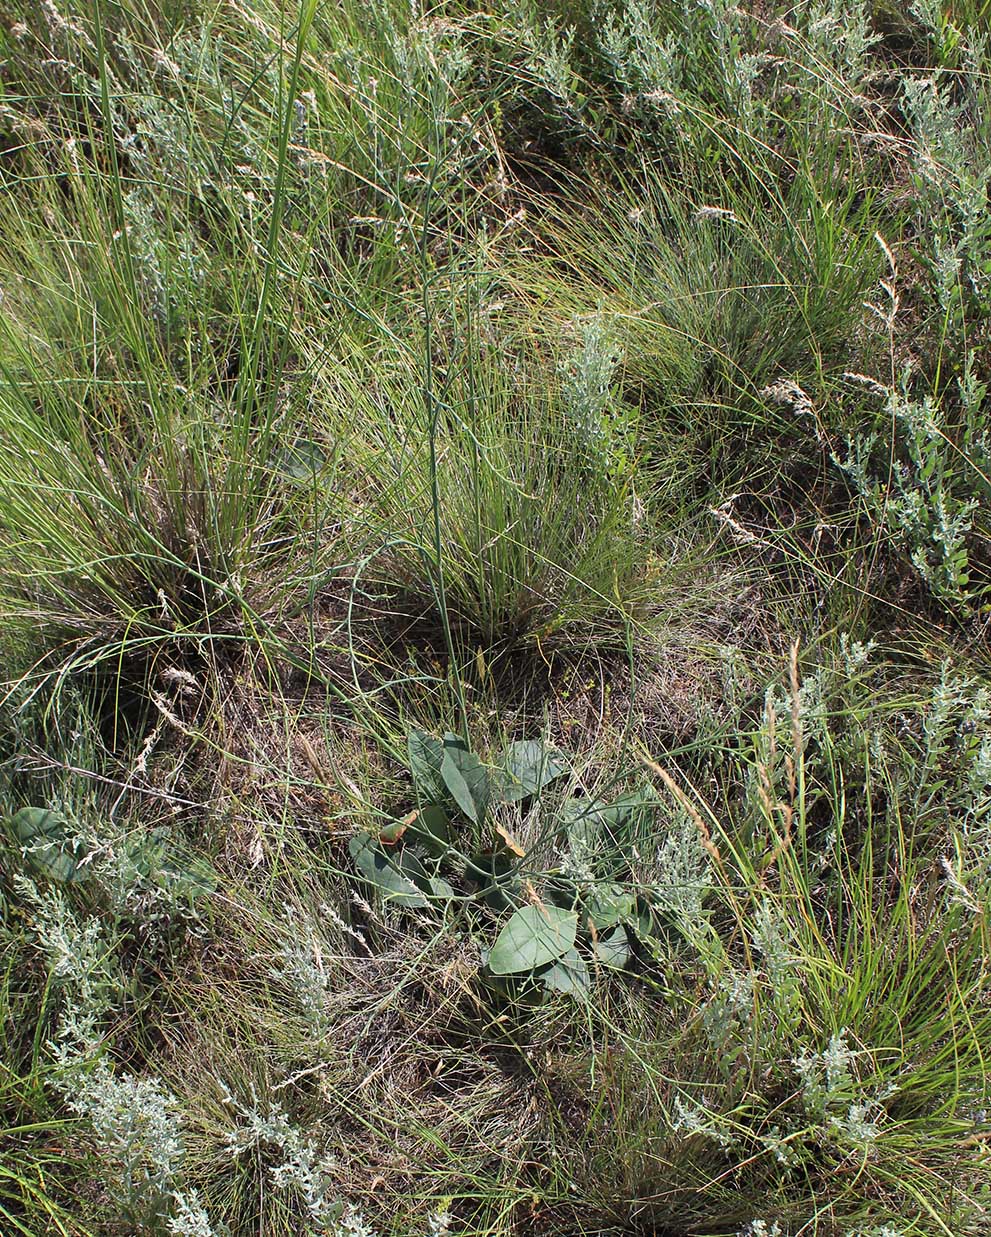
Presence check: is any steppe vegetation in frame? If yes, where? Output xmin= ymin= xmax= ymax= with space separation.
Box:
xmin=1 ymin=1 xmax=991 ymax=1234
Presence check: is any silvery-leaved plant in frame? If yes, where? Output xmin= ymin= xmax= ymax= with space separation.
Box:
xmin=57 ymin=1056 xmax=213 ymax=1233
xmin=223 ymin=1088 xmax=339 ymax=1223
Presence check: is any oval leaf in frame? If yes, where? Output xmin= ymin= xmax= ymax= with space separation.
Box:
xmin=279 ymin=438 xmax=326 ymax=481
xmin=349 ymin=833 xmax=428 ymax=908
xmin=586 ymin=884 xmax=636 ymax=931
xmin=498 ymin=740 xmax=567 ymax=803
xmin=489 ymin=904 xmax=578 ymax=975
xmin=540 ymin=948 xmax=590 ymax=994
xmin=408 ymin=730 xmax=446 ymax=804
xmin=407 ymin=805 xmax=454 ymax=858
xmin=591 ymin=925 xmax=630 ymax=970
xmin=563 ymin=788 xmax=659 ymax=859
xmin=9 ymin=807 xmax=87 ymax=884
xmin=428 ymin=875 xmax=456 ymax=901
xmin=440 ymin=745 xmax=490 ymax=826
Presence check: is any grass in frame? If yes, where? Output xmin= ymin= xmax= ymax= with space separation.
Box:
xmin=1 ymin=1 xmax=990 ymax=1235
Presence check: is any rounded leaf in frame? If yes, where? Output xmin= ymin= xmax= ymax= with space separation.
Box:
xmin=8 ymin=807 xmax=87 ymax=883
xmin=489 ymin=904 xmax=578 ymax=975
xmin=12 ymin=807 xmax=67 ymax=845
xmin=408 ymin=805 xmax=455 ymax=858
xmin=497 ymin=740 xmax=567 ymax=803
xmin=586 ymin=884 xmax=636 ymax=931
xmin=540 ymin=948 xmax=590 ymax=994
xmin=349 ymin=833 xmax=428 ymax=908
xmin=592 ymin=925 xmax=630 ymax=970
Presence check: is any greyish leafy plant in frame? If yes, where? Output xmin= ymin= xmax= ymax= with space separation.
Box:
xmin=5 ymin=807 xmax=91 ymax=884
xmin=348 ymin=730 xmax=675 ymax=997
xmin=2 ymin=808 xmax=215 ymax=919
